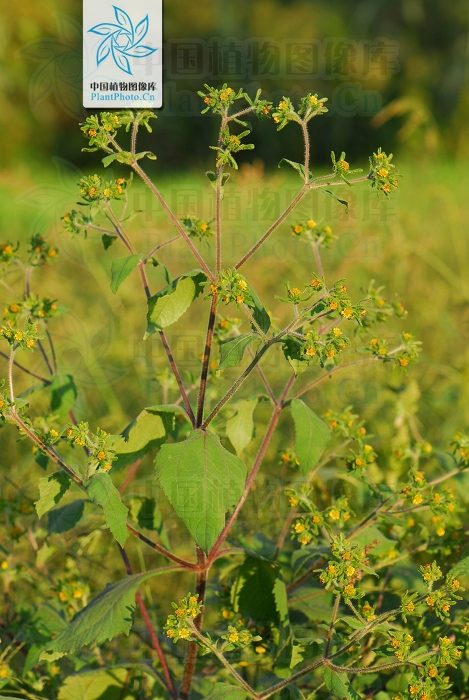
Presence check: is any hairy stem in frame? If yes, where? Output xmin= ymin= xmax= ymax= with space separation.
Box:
xmin=325 ymin=594 xmax=341 ymax=656
xmin=131 ymin=162 xmax=215 ymax=281
xmin=235 ymin=186 xmax=308 ymax=270
xmin=159 ymin=331 xmax=196 ymax=426
xmin=179 ymin=548 xmax=208 ymax=700
xmin=125 ymin=524 xmax=198 ymax=570
xmin=196 ymin=296 xmax=217 ymax=427
xmin=207 ymin=374 xmax=295 ymax=564
xmin=119 ymin=547 xmax=177 ymax=699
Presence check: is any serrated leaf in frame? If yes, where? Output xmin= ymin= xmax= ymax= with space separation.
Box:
xmin=248 ymin=285 xmax=271 ymax=334
xmin=40 ymin=569 xmax=171 ymax=661
xmin=86 ymin=473 xmax=128 ymax=547
xmin=36 ymin=472 xmax=71 ymax=519
xmin=48 ymin=500 xmax=86 ymax=534
xmin=155 ymin=430 xmax=246 ymax=552
xmin=49 ymin=374 xmax=78 ymax=416
xmin=58 ymin=668 xmax=130 ymax=700
xmin=110 ymin=255 xmax=141 ymax=294
xmin=324 ymin=668 xmax=350 ymax=699
xmin=226 ymin=398 xmax=258 ymax=456
xmin=218 ymin=334 xmax=258 ymax=370
xmin=112 ymin=405 xmax=187 ymax=470
xmin=231 ymin=555 xmax=287 ymax=624
xmin=290 ymin=399 xmax=331 ymax=474
xmin=145 ymin=270 xmax=207 ymax=336
xmin=205 ymin=685 xmax=247 ymax=700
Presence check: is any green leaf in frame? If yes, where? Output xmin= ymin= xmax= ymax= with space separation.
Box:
xmin=102 ymin=233 xmax=117 ymax=250
xmin=48 ymin=500 xmax=86 ymax=534
xmin=324 ymin=668 xmax=351 ymax=699
xmin=278 ymin=158 xmax=312 ymax=181
xmin=40 ymin=569 xmax=170 ymax=661
xmin=248 ymin=285 xmax=271 ymax=334
xmin=282 ymin=335 xmax=309 ymax=375
xmin=290 ymin=399 xmax=331 ymax=474
xmin=102 ymin=153 xmax=119 ymax=167
xmin=112 ymin=405 xmax=188 ymax=470
xmin=448 ymin=555 xmax=469 ymax=579
xmin=226 ymin=398 xmax=258 ymax=456
xmin=36 ymin=472 xmax=71 ymax=519
xmin=323 ymin=188 xmax=349 ymax=212
xmin=205 ymin=685 xmax=247 ymax=700
xmin=49 ymin=374 xmax=78 ymax=416
xmin=145 ymin=270 xmax=207 ymax=336
xmin=128 ymin=497 xmax=169 ymax=548
xmin=155 ymin=430 xmax=247 ymax=552
xmin=218 ymin=334 xmax=258 ymax=370
xmin=86 ymin=473 xmax=128 ymax=547
xmin=58 ymin=668 xmax=130 ymax=700
xmin=231 ymin=555 xmax=287 ymax=624
xmin=110 ymin=254 xmax=141 ymax=294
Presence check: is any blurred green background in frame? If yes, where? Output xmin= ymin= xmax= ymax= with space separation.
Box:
xmin=0 ymin=0 xmax=468 ymax=478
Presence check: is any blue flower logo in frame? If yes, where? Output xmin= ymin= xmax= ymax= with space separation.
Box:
xmin=88 ymin=6 xmax=157 ymax=75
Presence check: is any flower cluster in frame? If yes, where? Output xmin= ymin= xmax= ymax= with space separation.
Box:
xmin=0 ymin=241 xmax=19 ymax=264
xmin=211 ymin=126 xmax=255 ymax=169
xmin=199 ymin=84 xmax=245 ymax=115
xmin=80 ymin=112 xmax=121 ymax=150
xmin=344 ymin=442 xmax=377 ymax=474
xmin=272 ymin=93 xmax=328 ymax=130
xmin=451 ymin=432 xmax=469 ymax=467
xmin=221 ymin=624 xmax=261 ymax=651
xmin=210 ymin=269 xmax=253 ymax=307
xmin=331 ymin=151 xmax=363 ymax=183
xmin=369 ymin=148 xmax=399 ymax=196
xmin=422 ymin=571 xmax=464 ymax=620
xmin=65 ymin=422 xmax=116 ymax=475
xmin=290 ymin=219 xmax=336 ymax=247
xmin=27 ymin=234 xmax=58 ymax=266
xmin=325 ymin=407 xmax=368 ymax=440
xmin=214 ymin=316 xmax=242 ymax=343
xmin=361 ymin=281 xmax=407 ymax=326
xmin=181 ymin=216 xmax=214 ymax=240
xmin=164 ymin=593 xmax=202 ymax=643
xmin=388 ymin=630 xmax=416 ymax=661
xmin=367 ymin=332 xmax=421 ymax=368
xmin=406 ymin=638 xmax=463 ymax=699
xmin=317 ymin=534 xmax=371 ymax=600
xmin=0 ymin=323 xmax=40 ymax=350
xmin=76 ymin=174 xmax=129 ymax=204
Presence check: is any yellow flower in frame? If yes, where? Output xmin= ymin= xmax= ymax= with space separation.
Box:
xmin=222 ymin=609 xmax=231 ymax=619
xmin=341 ymin=307 xmax=353 ymax=319
xmin=312 ymin=514 xmax=321 ymax=524
xmin=332 ymin=327 xmax=342 ymax=337
xmin=255 ymin=645 xmax=267 ymax=654
xmin=179 ymin=628 xmax=190 ymax=640
xmin=326 ymin=348 xmax=336 ymax=359
xmin=166 ymin=628 xmax=175 ymax=638
xmin=428 ymin=667 xmax=438 ymax=678
xmin=378 ymin=346 xmax=387 ymax=356
xmin=378 ymin=168 xmax=388 ymax=177
xmin=346 ymin=566 xmax=355 ymax=577
xmin=344 ymin=584 xmax=356 ymax=596
xmin=58 ymin=591 xmax=67 ymax=602
xmin=0 ymin=561 xmax=8 ymax=570
xmin=406 ymin=601 xmax=415 ymax=613
xmin=409 ymin=686 xmax=418 ymax=696
xmin=238 ymin=280 xmax=247 ymax=291
xmin=73 ymin=589 xmax=83 ymax=599
xmin=236 ymin=295 xmax=245 ymax=304
xmin=229 ymin=631 xmax=239 ymax=643
xmin=309 ymin=95 xmax=318 ymax=107
xmin=329 ymin=301 xmax=339 ymax=310
xmin=103 ymin=188 xmax=112 ymax=198
xmin=49 ymin=429 xmax=59 ymax=438
xmin=175 ymin=607 xmax=185 ymax=618
xmin=436 ymin=526 xmax=445 ymax=537
xmin=299 ymin=534 xmax=312 ymax=545
xmin=97 ymin=450 xmax=106 ymax=461
xmin=289 ymin=288 xmax=301 ymax=297
xmin=329 ymin=509 xmax=340 ymax=521
xmin=414 ymin=471 xmax=424 ymax=484
xmin=305 ymin=346 xmax=316 ymax=356
xmin=399 ymin=357 xmax=409 ymax=367
xmin=340 ymin=160 xmax=349 ymax=171
xmin=412 ymin=493 xmax=423 ymax=505
xmin=278 ymin=101 xmax=289 ymax=111
xmin=294 ymin=522 xmax=305 ymax=533
xmin=324 ymin=226 xmax=332 ymax=235
xmin=307 ymin=219 xmax=316 ymax=229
